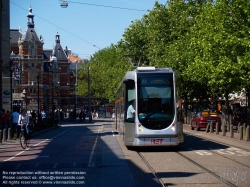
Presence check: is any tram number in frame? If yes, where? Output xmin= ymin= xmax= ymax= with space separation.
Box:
xmin=151 ymin=139 xmax=163 ymax=144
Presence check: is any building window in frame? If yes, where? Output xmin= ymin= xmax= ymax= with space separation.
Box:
xmin=29 ymin=48 xmax=35 ymax=56
xmin=29 ymin=88 xmax=36 ymax=95
xmin=29 ymin=71 xmax=36 ymax=82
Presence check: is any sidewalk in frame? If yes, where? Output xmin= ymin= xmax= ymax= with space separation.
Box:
xmin=183 ymin=123 xmax=250 ymax=151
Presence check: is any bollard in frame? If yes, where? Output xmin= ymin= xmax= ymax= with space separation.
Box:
xmin=246 ymin=126 xmax=250 ymax=141
xmin=0 ymin=130 xmax=2 ymax=144
xmin=227 ymin=123 xmax=230 ymax=132
xmin=237 ymin=122 xmax=241 ymax=133
xmin=205 ymin=123 xmax=210 ymax=133
xmin=222 ymin=124 xmax=226 ymax=136
xmin=230 ymin=125 xmax=234 ymax=138
xmin=243 ymin=123 xmax=246 ymax=131
xmin=3 ymin=129 xmax=7 ymax=142
xmin=8 ymin=128 xmax=12 ymax=141
xmin=216 ymin=123 xmax=219 ymax=134
xmin=239 ymin=126 xmax=243 ymax=140
xmin=210 ymin=122 xmax=213 ymax=133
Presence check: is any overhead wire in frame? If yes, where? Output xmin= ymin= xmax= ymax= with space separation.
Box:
xmin=11 ymin=1 xmax=101 ymax=50
xmin=11 ymin=0 xmax=148 ymax=57
xmin=66 ymin=1 xmax=147 ymax=12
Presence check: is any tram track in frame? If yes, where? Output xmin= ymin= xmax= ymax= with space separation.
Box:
xmin=136 ymin=144 xmax=245 ymax=187
xmin=137 ymin=151 xmax=166 ymax=187
xmin=176 ymin=151 xmax=237 ymax=187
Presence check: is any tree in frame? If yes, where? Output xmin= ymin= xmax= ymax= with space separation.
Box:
xmin=77 ymin=45 xmax=130 ymax=104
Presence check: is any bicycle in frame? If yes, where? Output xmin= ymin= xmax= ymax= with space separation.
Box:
xmin=19 ymin=124 xmax=31 ymax=149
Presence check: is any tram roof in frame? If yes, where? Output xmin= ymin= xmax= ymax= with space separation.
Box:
xmin=135 ymin=66 xmax=173 ymax=72
xmin=124 ymin=67 xmax=174 ymax=80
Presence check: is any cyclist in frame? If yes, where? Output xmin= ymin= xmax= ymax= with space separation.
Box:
xmin=18 ymin=108 xmax=30 ymax=139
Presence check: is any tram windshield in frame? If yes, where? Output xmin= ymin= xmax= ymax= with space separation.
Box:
xmin=137 ymin=73 xmax=175 ymax=130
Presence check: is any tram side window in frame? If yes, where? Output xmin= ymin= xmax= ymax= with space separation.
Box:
xmin=125 ymin=80 xmax=135 ymax=122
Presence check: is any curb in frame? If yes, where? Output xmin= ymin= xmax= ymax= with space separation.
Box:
xmin=183 ymin=124 xmax=250 ymax=151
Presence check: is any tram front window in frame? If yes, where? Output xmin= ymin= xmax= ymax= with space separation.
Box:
xmin=138 ymin=74 xmax=174 ymax=130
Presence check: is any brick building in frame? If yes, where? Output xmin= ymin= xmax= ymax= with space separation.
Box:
xmin=9 ymin=6 xmax=85 ymax=114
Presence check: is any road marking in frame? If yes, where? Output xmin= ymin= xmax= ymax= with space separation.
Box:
xmin=3 ymin=127 xmax=74 ymax=162
xmin=214 ymin=147 xmax=250 ymax=156
xmin=88 ymin=128 xmax=100 ymax=167
xmin=3 ymin=151 xmax=25 ymax=162
xmin=192 ymin=146 xmax=250 ymax=157
xmin=33 ymin=139 xmax=49 ymax=147
xmin=195 ymin=150 xmax=212 ymax=155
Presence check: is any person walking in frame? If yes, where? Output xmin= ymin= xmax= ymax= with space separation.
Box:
xmin=41 ymin=110 xmax=46 ymax=129
xmin=54 ymin=109 xmax=59 ymax=126
xmin=12 ymin=109 xmax=20 ymax=136
xmin=31 ymin=110 xmax=37 ymax=130
xmin=0 ymin=109 xmax=8 ymax=139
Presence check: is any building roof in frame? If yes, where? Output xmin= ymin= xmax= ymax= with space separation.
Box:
xmin=52 ymin=32 xmax=68 ymax=61
xmin=43 ymin=49 xmax=53 ymax=60
xmin=68 ymin=54 xmax=82 ymax=63
xmin=20 ymin=6 xmax=44 ymax=45
xmin=10 ymin=29 xmax=22 ymax=43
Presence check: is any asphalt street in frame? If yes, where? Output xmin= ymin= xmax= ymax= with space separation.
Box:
xmin=0 ymin=119 xmax=249 ymax=186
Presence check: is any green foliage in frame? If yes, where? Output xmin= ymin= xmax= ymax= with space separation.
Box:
xmin=77 ymin=0 xmax=250 ymax=107
xmin=77 ymin=45 xmax=130 ymax=103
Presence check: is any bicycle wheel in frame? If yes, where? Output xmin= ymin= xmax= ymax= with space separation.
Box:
xmin=26 ymin=132 xmax=31 ymax=147
xmin=19 ymin=131 xmax=27 ymax=149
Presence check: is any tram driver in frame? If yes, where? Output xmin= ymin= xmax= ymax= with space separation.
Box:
xmin=127 ymin=99 xmax=135 ymax=121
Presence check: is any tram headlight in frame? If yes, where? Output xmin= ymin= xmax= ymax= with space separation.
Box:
xmin=171 ymin=123 xmax=176 ymax=131
xmin=138 ymin=124 xmax=143 ymax=132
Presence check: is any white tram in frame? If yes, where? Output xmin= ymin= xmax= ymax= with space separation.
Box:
xmin=115 ymin=67 xmax=184 ymax=147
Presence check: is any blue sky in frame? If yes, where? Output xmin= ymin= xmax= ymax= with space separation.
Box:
xmin=10 ymin=0 xmax=167 ymax=59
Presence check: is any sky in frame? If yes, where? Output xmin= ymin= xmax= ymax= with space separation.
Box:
xmin=10 ymin=0 xmax=167 ymax=59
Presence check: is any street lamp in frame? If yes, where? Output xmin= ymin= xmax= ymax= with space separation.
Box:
xmin=22 ymin=89 xmax=27 ymax=109
xmin=9 ymin=60 xmax=13 ymax=114
xmin=88 ymin=67 xmax=91 ymax=122
xmin=49 ymin=62 xmax=54 ymax=111
xmin=60 ymin=1 xmax=68 ymax=8
xmin=75 ymin=62 xmax=78 ymax=120
xmin=186 ymin=16 xmax=194 ymax=21
xmin=37 ymin=75 xmax=40 ymax=130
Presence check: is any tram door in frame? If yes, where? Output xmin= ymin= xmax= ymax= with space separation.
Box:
xmin=124 ymin=79 xmax=136 ymax=144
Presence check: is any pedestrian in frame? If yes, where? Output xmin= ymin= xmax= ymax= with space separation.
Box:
xmin=0 ymin=109 xmax=8 ymax=138
xmin=89 ymin=110 xmax=92 ymax=122
xmin=6 ymin=110 xmax=11 ymax=128
xmin=83 ymin=108 xmax=87 ymax=121
xmin=54 ymin=109 xmax=59 ymax=126
xmin=0 ymin=109 xmax=8 ymax=129
xmin=41 ymin=110 xmax=46 ymax=129
xmin=60 ymin=109 xmax=64 ymax=121
xmin=79 ymin=109 xmax=83 ymax=121
xmin=0 ymin=110 xmax=2 ymax=130
xmin=31 ymin=110 xmax=37 ymax=129
xmin=12 ymin=109 xmax=20 ymax=136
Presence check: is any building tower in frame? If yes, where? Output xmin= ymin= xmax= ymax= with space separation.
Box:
xmin=16 ymin=6 xmax=44 ymax=112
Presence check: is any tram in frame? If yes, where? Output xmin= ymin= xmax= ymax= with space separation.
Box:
xmin=115 ymin=67 xmax=183 ymax=147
